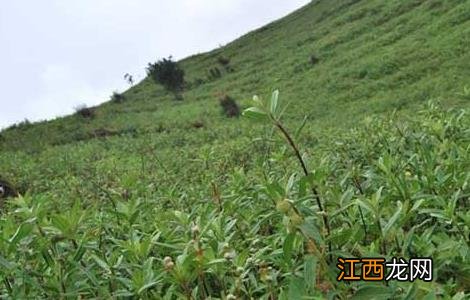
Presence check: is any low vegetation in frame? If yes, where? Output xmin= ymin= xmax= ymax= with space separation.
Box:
xmin=147 ymin=57 xmax=185 ymax=97
xmin=208 ymin=67 xmax=223 ymax=81
xmin=111 ymin=91 xmax=126 ymax=103
xmin=219 ymin=94 xmax=240 ymax=118
xmin=0 ymin=0 xmax=469 ymax=298
xmin=0 ymin=95 xmax=467 ymax=298
xmin=74 ymin=104 xmax=95 ymax=119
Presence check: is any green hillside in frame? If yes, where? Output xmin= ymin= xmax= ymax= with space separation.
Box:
xmin=0 ymin=0 xmax=469 ymax=298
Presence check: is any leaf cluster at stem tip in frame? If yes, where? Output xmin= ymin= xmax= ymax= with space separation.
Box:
xmin=243 ymin=90 xmax=288 ymax=122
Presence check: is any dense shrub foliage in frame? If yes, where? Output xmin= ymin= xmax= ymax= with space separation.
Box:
xmin=208 ymin=67 xmax=222 ymax=80
xmin=0 ymin=0 xmax=468 ymax=297
xmin=218 ymin=56 xmax=234 ymax=73
xmin=147 ymin=57 xmax=185 ymax=94
xmin=217 ymin=56 xmax=230 ymax=67
xmin=219 ymin=95 xmax=240 ymax=118
xmin=4 ymin=119 xmax=31 ymax=132
xmin=0 ymin=100 xmax=467 ymax=298
xmin=74 ymin=104 xmax=95 ymax=119
xmin=111 ymin=91 xmax=126 ymax=103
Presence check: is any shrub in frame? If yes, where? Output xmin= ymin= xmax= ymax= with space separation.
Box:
xmin=74 ymin=104 xmax=95 ymax=119
xmin=217 ymin=56 xmax=230 ymax=67
xmin=217 ymin=56 xmax=234 ymax=73
xmin=122 ymin=125 xmax=138 ymax=137
xmin=219 ymin=95 xmax=240 ymax=117
xmin=111 ymin=91 xmax=125 ymax=103
xmin=457 ymin=86 xmax=470 ymax=100
xmin=146 ymin=57 xmax=185 ymax=94
xmin=91 ymin=128 xmax=116 ymax=138
xmin=193 ymin=78 xmax=206 ymax=87
xmin=191 ymin=120 xmax=204 ymax=129
xmin=208 ymin=67 xmax=222 ymax=80
xmin=310 ymin=54 xmax=319 ymax=65
xmin=5 ymin=119 xmax=32 ymax=131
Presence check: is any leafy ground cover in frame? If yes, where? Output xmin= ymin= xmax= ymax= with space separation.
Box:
xmin=0 ymin=98 xmax=468 ymax=298
xmin=0 ymin=0 xmax=469 ymax=298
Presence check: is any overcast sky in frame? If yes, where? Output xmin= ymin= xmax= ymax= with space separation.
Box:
xmin=0 ymin=0 xmax=309 ymax=129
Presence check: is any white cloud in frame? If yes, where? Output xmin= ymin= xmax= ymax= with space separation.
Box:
xmin=31 ymin=65 xmax=115 ymax=120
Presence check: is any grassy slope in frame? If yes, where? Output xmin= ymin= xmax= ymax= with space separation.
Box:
xmin=1 ymin=0 xmax=469 ymax=152
xmin=0 ymin=0 xmax=469 ymax=298
xmin=1 ymin=0 xmax=469 ymax=189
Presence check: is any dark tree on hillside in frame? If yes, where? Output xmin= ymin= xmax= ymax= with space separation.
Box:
xmin=124 ymin=73 xmax=134 ymax=86
xmin=146 ymin=57 xmax=185 ymax=96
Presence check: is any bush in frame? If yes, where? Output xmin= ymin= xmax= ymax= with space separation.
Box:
xmin=208 ymin=67 xmax=222 ymax=80
xmin=218 ymin=56 xmax=234 ymax=73
xmin=74 ymin=104 xmax=95 ymax=119
xmin=217 ymin=56 xmax=230 ymax=67
xmin=91 ymin=128 xmax=116 ymax=138
xmin=219 ymin=95 xmax=240 ymax=117
xmin=111 ymin=91 xmax=126 ymax=103
xmin=5 ymin=119 xmax=32 ymax=131
xmin=147 ymin=57 xmax=185 ymax=94
xmin=193 ymin=78 xmax=206 ymax=87
xmin=310 ymin=54 xmax=319 ymax=65
xmin=191 ymin=120 xmax=204 ymax=129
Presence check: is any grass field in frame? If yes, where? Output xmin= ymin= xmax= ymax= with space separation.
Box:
xmin=0 ymin=0 xmax=469 ymax=298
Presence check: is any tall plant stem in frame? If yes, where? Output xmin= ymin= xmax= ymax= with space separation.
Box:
xmin=274 ymin=121 xmax=332 ymax=256
xmin=353 ymin=176 xmax=369 ymax=244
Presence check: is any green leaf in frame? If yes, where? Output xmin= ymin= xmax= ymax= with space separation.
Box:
xmin=0 ymin=256 xmax=15 ymax=270
xmin=91 ymin=255 xmax=111 ymax=273
xmin=243 ymin=107 xmax=268 ymax=121
xmin=304 ymin=255 xmax=317 ymax=292
xmin=283 ymin=233 xmax=296 ymax=261
xmin=355 ymin=199 xmax=374 ymax=215
xmin=270 ymin=90 xmax=279 ymax=116
xmin=138 ymin=281 xmax=159 ymax=295
xmin=285 ymin=173 xmax=296 ymax=194
xmin=421 ymin=291 xmax=437 ymax=300
xmin=206 ymin=259 xmax=227 ymax=266
xmin=294 ymin=115 xmax=309 ymax=140
xmin=288 ymin=277 xmax=305 ymax=299
xmin=410 ymin=199 xmax=425 ymax=212
xmin=253 ymin=95 xmax=263 ymax=106
xmin=383 ymin=201 xmax=402 ymax=236
xmin=299 ymin=219 xmax=322 ymax=245
xmin=41 ymin=249 xmax=54 ymax=267
xmin=328 ymin=227 xmax=354 ymax=245
xmin=73 ymin=244 xmax=86 ymax=262
xmin=8 ymin=223 xmax=33 ymax=245
xmin=352 ymin=285 xmax=393 ymax=299
xmin=452 ymin=292 xmax=466 ymax=300
xmin=403 ymin=282 xmax=417 ymax=300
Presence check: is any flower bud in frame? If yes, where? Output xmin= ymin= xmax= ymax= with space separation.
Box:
xmin=276 ymin=199 xmax=291 ymax=214
xmin=163 ymin=256 xmax=174 ymax=271
xmin=289 ymin=212 xmax=304 ymax=226
xmin=235 ymin=266 xmax=244 ymax=275
xmin=224 ymin=250 xmax=236 ymax=261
